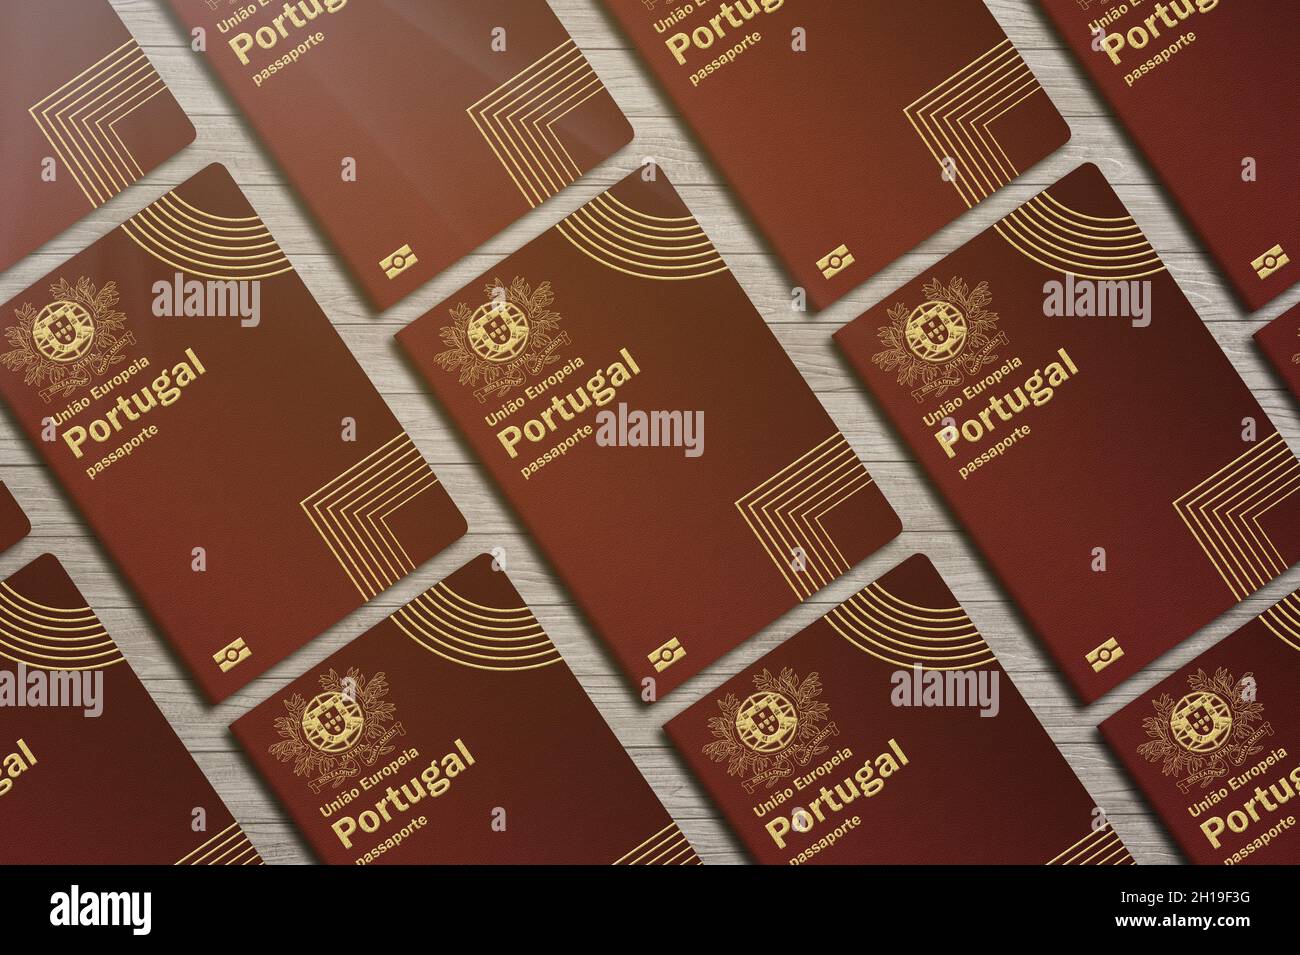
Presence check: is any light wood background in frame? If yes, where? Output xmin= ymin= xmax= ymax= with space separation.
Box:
xmin=4 ymin=0 xmax=1297 ymax=865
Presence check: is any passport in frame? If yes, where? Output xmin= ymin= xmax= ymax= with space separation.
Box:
xmin=0 ymin=0 xmax=195 ymax=272
xmin=1038 ymin=0 xmax=1299 ymax=310
xmin=0 ymin=554 xmax=260 ymax=864
xmin=666 ymin=554 xmax=1132 ymax=864
xmin=232 ymin=554 xmax=700 ymax=865
xmin=0 ymin=163 xmax=467 ymax=703
xmin=1102 ymin=587 xmax=1300 ymax=865
xmin=835 ymin=163 xmax=1300 ymax=702
xmin=397 ymin=168 xmax=901 ymax=700
xmin=602 ymin=0 xmax=1069 ymax=309
xmin=165 ymin=0 xmax=633 ymax=310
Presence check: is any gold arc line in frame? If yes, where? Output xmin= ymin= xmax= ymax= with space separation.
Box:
xmin=433 ymin=581 xmax=530 ymax=616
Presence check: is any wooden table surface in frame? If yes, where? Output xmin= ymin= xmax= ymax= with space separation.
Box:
xmin=3 ymin=0 xmax=1297 ymax=865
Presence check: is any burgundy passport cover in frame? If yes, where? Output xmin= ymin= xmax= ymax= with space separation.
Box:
xmin=0 ymin=0 xmax=195 ymax=273
xmin=0 ymin=554 xmax=261 ymax=864
xmin=602 ymin=0 xmax=1069 ymax=310
xmin=233 ymin=554 xmax=700 ymax=865
xmin=1102 ymin=588 xmax=1300 ymax=865
xmin=0 ymin=163 xmax=466 ymax=703
xmin=397 ymin=169 xmax=901 ymax=700
xmin=666 ymin=554 xmax=1132 ymax=865
xmin=166 ymin=0 xmax=632 ymax=310
xmin=1255 ymin=301 xmax=1300 ymax=402
xmin=0 ymin=483 xmax=31 ymax=555
xmin=1039 ymin=0 xmax=1298 ymax=310
xmin=835 ymin=163 xmax=1300 ymax=703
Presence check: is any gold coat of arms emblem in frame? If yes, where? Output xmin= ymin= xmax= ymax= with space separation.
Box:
xmin=2 ymin=277 xmax=135 ymax=403
xmin=269 ymin=668 xmax=406 ymax=794
xmin=1138 ymin=668 xmax=1273 ymax=793
xmin=433 ymin=276 xmax=570 ymax=404
xmin=871 ymin=277 xmax=1007 ymax=403
xmin=703 ymin=668 xmax=839 ymax=793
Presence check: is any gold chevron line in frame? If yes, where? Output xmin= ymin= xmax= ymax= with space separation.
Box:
xmin=1261 ymin=594 xmax=1300 ymax=651
xmin=29 ymin=39 xmax=168 ymax=208
xmin=327 ymin=453 xmax=434 ymax=589
xmin=305 ymin=439 xmax=429 ymax=597
xmin=735 ymin=434 xmax=872 ymax=599
xmin=906 ymin=41 xmax=1018 ymax=205
xmin=360 ymin=463 xmax=439 ymax=581
xmin=905 ymin=39 xmax=1044 ymax=209
xmin=301 ymin=433 xmax=439 ymax=599
xmin=490 ymin=42 xmax=589 ymax=199
xmin=506 ymin=54 xmax=602 ymax=195
xmin=468 ymin=39 xmax=610 ymax=208
xmin=174 ymin=823 xmax=263 ymax=865
xmin=1174 ymin=433 xmax=1300 ymax=601
xmin=612 ymin=822 xmax=701 ymax=865
xmin=76 ymin=57 xmax=161 ymax=186
xmin=1179 ymin=454 xmax=1286 ymax=598
xmin=740 ymin=438 xmax=853 ymax=597
xmin=939 ymin=47 xmax=1030 ymax=199
xmin=1047 ymin=826 xmax=1134 ymax=865
xmin=105 ymin=83 xmax=167 ymax=180
xmin=758 ymin=454 xmax=867 ymax=588
xmin=950 ymin=54 xmax=1034 ymax=196
xmin=68 ymin=57 xmax=158 ymax=192
xmin=34 ymin=41 xmax=144 ymax=204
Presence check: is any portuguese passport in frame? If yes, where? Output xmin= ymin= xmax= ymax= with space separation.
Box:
xmin=0 ymin=554 xmax=261 ymax=865
xmin=232 ymin=554 xmax=700 ymax=865
xmin=1254 ymin=301 xmax=1300 ymax=402
xmin=397 ymin=169 xmax=902 ymax=700
xmin=165 ymin=0 xmax=632 ymax=310
xmin=602 ymin=0 xmax=1069 ymax=310
xmin=0 ymin=0 xmax=195 ymax=272
xmin=835 ymin=163 xmax=1300 ymax=703
xmin=665 ymin=554 xmax=1132 ymax=865
xmin=1101 ymin=588 xmax=1300 ymax=865
xmin=0 ymin=163 xmax=466 ymax=703
xmin=1039 ymin=0 xmax=1298 ymax=310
